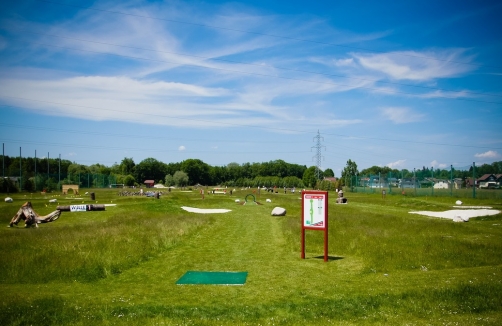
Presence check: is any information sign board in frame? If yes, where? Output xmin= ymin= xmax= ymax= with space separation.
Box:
xmin=301 ymin=190 xmax=329 ymax=261
xmin=303 ymin=193 xmax=326 ymax=228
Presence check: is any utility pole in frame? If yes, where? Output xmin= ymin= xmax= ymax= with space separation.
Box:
xmin=311 ymin=130 xmax=325 ymax=180
xmin=19 ymin=147 xmax=22 ymax=191
xmin=59 ymin=154 xmax=61 ymax=189
xmin=472 ymin=162 xmax=476 ymax=198
xmin=35 ymin=150 xmax=37 ymax=191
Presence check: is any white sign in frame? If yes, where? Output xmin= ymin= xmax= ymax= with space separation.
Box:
xmin=303 ymin=193 xmax=326 ymax=228
xmin=70 ymin=205 xmax=87 ymax=212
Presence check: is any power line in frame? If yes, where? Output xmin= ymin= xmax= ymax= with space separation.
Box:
xmin=33 ymin=0 xmax=502 ymax=70
xmin=20 ymin=42 xmax=502 ymax=105
xmin=0 ymin=138 xmax=310 ymax=155
xmin=2 ymin=100 xmax=501 ymax=150
xmin=0 ymin=121 xmax=309 ymax=145
xmin=6 ymin=28 xmax=501 ymax=99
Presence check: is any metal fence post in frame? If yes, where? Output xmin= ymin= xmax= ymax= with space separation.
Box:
xmin=472 ymin=162 xmax=476 ymax=198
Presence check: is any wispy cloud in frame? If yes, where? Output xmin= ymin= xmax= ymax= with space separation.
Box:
xmin=178 ymin=145 xmax=186 ymax=151
xmin=353 ymin=49 xmax=475 ymax=81
xmin=381 ymin=107 xmax=424 ymax=124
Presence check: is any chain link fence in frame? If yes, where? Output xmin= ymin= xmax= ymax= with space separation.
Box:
xmin=2 ymin=173 xmax=119 ymax=193
xmin=345 ymin=164 xmax=502 ymax=199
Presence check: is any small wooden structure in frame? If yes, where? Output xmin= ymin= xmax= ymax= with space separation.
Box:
xmin=9 ymin=202 xmax=61 ymax=228
xmin=62 ymin=184 xmax=79 ymax=195
xmin=144 ymin=180 xmax=155 ymax=188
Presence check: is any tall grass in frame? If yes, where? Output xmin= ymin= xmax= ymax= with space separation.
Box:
xmin=0 ymin=191 xmax=211 ymax=283
xmin=1 ymin=189 xmax=501 ymax=325
xmin=285 ymin=193 xmax=502 ymax=273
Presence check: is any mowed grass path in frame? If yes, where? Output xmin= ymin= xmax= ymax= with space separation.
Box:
xmin=1 ymin=190 xmax=502 ymax=325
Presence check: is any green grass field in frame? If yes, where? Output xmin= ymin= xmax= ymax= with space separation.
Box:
xmin=1 ymin=189 xmax=501 ymax=325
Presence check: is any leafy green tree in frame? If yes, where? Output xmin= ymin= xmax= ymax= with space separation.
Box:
xmin=227 ymin=162 xmax=241 ymax=181
xmin=135 ymin=158 xmax=167 ymax=183
xmin=66 ymin=163 xmax=90 ymax=185
xmin=0 ymin=177 xmax=17 ymax=193
xmin=120 ymin=157 xmax=136 ymax=175
xmin=341 ymin=159 xmax=358 ymax=186
xmin=173 ymin=171 xmax=189 ymax=187
xmin=165 ymin=174 xmax=174 ymax=187
xmin=123 ymin=175 xmax=135 ymax=187
xmin=282 ymin=176 xmax=304 ymax=188
xmin=302 ymin=166 xmax=318 ymax=189
xmin=491 ymin=161 xmax=502 ymax=174
xmin=323 ymin=168 xmax=335 ymax=178
xmin=181 ymin=159 xmax=210 ymax=185
xmin=209 ymin=166 xmax=227 ymax=185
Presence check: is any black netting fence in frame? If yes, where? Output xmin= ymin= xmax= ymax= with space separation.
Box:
xmin=345 ymin=164 xmax=502 ymax=199
xmin=1 ymin=173 xmax=119 ymax=193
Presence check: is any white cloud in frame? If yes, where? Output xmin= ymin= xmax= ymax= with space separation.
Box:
xmin=417 ymin=89 xmax=471 ymax=99
xmin=431 ymin=160 xmax=447 ymax=169
xmin=334 ymin=58 xmax=355 ymax=67
xmin=354 ymin=49 xmax=474 ymax=81
xmin=387 ymin=159 xmax=406 ymax=169
xmin=178 ymin=146 xmax=186 ymax=151
xmin=474 ymin=150 xmax=499 ymax=159
xmin=381 ymin=107 xmax=424 ymax=124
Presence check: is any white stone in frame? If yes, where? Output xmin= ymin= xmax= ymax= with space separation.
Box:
xmin=5 ymin=197 xmax=13 ymax=203
xmin=235 ymin=199 xmax=240 ymax=203
xmin=271 ymin=207 xmax=286 ymax=216
xmin=49 ymin=199 xmax=57 ymax=203
xmin=455 ymin=200 xmax=462 ymax=205
xmin=266 ymin=199 xmax=272 ymax=203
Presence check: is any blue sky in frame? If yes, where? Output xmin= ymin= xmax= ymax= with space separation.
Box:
xmin=0 ymin=0 xmax=501 ymax=176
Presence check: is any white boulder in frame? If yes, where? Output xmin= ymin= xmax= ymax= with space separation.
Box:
xmin=235 ymin=199 xmax=240 ymax=203
xmin=49 ymin=199 xmax=57 ymax=203
xmin=5 ymin=197 xmax=13 ymax=203
xmin=266 ymin=199 xmax=272 ymax=203
xmin=455 ymin=200 xmax=462 ymax=205
xmin=271 ymin=207 xmax=286 ymax=216
xmin=453 ymin=216 xmax=466 ymax=222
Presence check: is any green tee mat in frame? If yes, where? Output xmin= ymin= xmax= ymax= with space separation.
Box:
xmin=176 ymin=271 xmax=248 ymax=285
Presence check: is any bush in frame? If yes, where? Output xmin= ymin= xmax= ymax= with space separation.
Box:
xmin=0 ymin=178 xmax=18 ymax=193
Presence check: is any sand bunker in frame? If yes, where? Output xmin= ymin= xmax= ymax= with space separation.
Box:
xmin=409 ymin=209 xmax=500 ymax=220
xmin=453 ymin=205 xmax=492 ymax=209
xmin=181 ymin=206 xmax=231 ymax=214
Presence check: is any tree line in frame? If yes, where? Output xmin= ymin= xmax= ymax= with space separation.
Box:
xmin=3 ymin=153 xmax=499 ymax=193
xmin=0 ymin=155 xmax=336 ymax=193
xmin=340 ymin=160 xmax=502 ymax=187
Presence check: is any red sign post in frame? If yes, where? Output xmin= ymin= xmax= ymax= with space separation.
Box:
xmin=301 ymin=190 xmax=329 ymax=262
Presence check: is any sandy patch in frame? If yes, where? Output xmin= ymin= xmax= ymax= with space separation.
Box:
xmin=409 ymin=209 xmax=500 ymax=220
xmin=181 ymin=206 xmax=231 ymax=214
xmin=453 ymin=205 xmax=492 ymax=209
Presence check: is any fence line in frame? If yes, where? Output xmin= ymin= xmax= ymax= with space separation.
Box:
xmin=346 ymin=163 xmax=501 ymax=199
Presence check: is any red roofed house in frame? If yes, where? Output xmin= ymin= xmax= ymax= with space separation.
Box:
xmin=144 ymin=180 xmax=155 ymax=188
